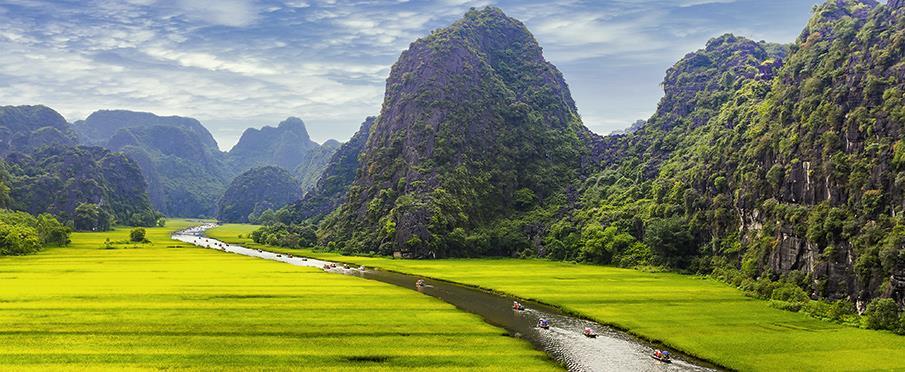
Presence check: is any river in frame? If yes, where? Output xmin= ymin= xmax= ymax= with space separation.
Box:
xmin=173 ymin=224 xmax=717 ymax=372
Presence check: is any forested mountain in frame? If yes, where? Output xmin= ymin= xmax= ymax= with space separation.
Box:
xmin=318 ymin=8 xmax=594 ymax=257
xmin=3 ymin=145 xmax=156 ymax=227
xmin=72 ymin=111 xmax=340 ymax=217
xmin=227 ymin=117 xmax=340 ymax=193
xmin=0 ymin=106 xmax=157 ymax=229
xmin=259 ymin=1 xmax=905 ymax=307
xmin=558 ymin=0 xmax=905 ymax=305
xmin=217 ymin=166 xmax=301 ymax=223
xmin=0 ymin=105 xmax=77 ymax=155
xmin=74 ymin=110 xmax=219 ymax=150
xmin=74 ymin=110 xmax=234 ymax=217
xmin=283 ymin=117 xmax=375 ymax=223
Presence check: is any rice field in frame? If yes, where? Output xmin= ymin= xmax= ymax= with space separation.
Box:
xmin=0 ymin=220 xmax=555 ymax=371
xmin=210 ymin=223 xmax=905 ymax=371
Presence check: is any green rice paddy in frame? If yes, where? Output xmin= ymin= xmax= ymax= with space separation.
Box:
xmin=0 ymin=220 xmax=554 ymax=371
xmin=210 ymin=223 xmax=905 ymax=371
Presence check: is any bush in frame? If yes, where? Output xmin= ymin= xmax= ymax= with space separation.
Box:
xmin=130 ymin=228 xmax=147 ymax=243
xmin=74 ymin=203 xmax=113 ymax=232
xmin=864 ymin=298 xmax=899 ymax=330
xmin=0 ymin=209 xmax=70 ymax=255
xmin=0 ymin=221 xmax=42 ymax=256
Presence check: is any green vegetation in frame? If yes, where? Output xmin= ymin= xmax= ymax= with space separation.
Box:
xmin=282 ymin=117 xmax=375 ymax=224
xmin=129 ymin=227 xmax=146 ymax=242
xmin=4 ymin=144 xmax=159 ymax=228
xmin=0 ymin=209 xmax=69 ymax=255
xmin=0 ymin=104 xmax=77 ymax=155
xmin=0 ymin=220 xmax=554 ymax=370
xmin=320 ymin=7 xmax=591 ymax=258
xmin=217 ymin=166 xmax=301 ymax=223
xmin=208 ymin=223 xmax=905 ymax=371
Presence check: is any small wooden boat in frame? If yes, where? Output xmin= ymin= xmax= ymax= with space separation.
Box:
xmin=651 ymin=350 xmax=671 ymax=363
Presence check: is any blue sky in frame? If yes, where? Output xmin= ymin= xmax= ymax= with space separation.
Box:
xmin=0 ymin=0 xmax=818 ymax=150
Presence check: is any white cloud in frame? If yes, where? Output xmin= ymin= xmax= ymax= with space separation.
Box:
xmin=172 ymin=0 xmax=260 ymax=27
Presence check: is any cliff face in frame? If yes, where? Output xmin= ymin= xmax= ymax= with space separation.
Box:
xmin=320 ymin=7 xmax=592 ymax=257
xmin=730 ymin=0 xmax=905 ymax=305
xmin=285 ymin=117 xmax=374 ymax=223
xmin=566 ymin=0 xmax=905 ymax=306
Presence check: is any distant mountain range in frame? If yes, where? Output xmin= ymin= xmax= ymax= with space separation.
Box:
xmin=71 ymin=110 xmax=342 ymax=217
xmin=1 ymin=106 xmax=345 ymax=219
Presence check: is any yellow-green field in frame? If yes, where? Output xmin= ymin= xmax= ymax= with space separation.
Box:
xmin=0 ymin=220 xmax=554 ymax=371
xmin=210 ymin=223 xmax=905 ymax=371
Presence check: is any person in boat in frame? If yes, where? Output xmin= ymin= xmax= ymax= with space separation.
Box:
xmin=653 ymin=350 xmax=671 ymax=362
xmin=512 ymin=301 xmax=525 ymax=310
xmin=416 ymin=279 xmax=425 ymax=287
xmin=583 ymin=327 xmax=597 ymax=337
xmin=537 ymin=318 xmax=550 ymax=329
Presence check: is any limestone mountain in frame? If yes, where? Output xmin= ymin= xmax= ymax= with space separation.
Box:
xmin=0 ymin=105 xmax=78 ymax=155
xmin=217 ymin=166 xmax=301 ymax=223
xmin=319 ymin=8 xmax=594 ymax=257
xmin=74 ymin=110 xmax=233 ymax=217
xmin=0 ymin=106 xmax=157 ymax=226
xmin=228 ymin=117 xmax=340 ymax=193
xmin=3 ymin=145 xmax=157 ymax=227
xmin=561 ymin=0 xmax=905 ymax=305
xmin=284 ymin=117 xmax=375 ymax=223
xmin=73 ymin=110 xmax=219 ymax=151
xmin=293 ymin=139 xmax=342 ymax=193
xmin=228 ymin=117 xmax=317 ymax=170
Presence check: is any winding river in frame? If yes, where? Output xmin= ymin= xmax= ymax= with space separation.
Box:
xmin=173 ymin=224 xmax=717 ymax=372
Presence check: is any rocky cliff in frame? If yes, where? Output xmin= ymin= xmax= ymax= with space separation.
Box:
xmin=564 ymin=0 xmax=905 ymax=306
xmin=284 ymin=117 xmax=374 ymax=223
xmin=320 ymin=8 xmax=593 ymax=257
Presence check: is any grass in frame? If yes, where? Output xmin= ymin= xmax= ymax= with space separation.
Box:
xmin=0 ymin=219 xmax=555 ymax=371
xmin=210 ymin=223 xmax=905 ymax=371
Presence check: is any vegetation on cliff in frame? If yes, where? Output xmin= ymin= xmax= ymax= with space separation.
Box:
xmin=319 ymin=8 xmax=592 ymax=258
xmin=217 ymin=166 xmax=301 ymax=223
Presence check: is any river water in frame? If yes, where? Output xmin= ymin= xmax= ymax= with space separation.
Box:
xmin=173 ymin=224 xmax=717 ymax=372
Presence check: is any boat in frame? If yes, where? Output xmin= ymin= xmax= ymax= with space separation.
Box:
xmin=537 ymin=319 xmax=550 ymax=329
xmin=512 ymin=301 xmax=525 ymax=311
xmin=583 ymin=327 xmax=597 ymax=338
xmin=651 ymin=350 xmax=671 ymax=363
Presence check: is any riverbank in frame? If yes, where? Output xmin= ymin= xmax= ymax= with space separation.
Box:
xmin=0 ymin=220 xmax=554 ymax=370
xmin=208 ymin=223 xmax=905 ymax=371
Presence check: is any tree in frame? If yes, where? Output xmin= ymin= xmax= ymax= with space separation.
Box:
xmin=74 ymin=203 xmax=113 ymax=232
xmin=130 ymin=228 xmax=146 ymax=243
xmin=644 ymin=217 xmax=696 ymax=268
xmin=36 ymin=213 xmax=70 ymax=246
xmin=864 ymin=298 xmax=899 ymax=330
xmin=0 ymin=221 xmax=41 ymax=256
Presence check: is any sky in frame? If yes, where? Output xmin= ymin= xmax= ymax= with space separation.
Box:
xmin=0 ymin=0 xmax=819 ymax=150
